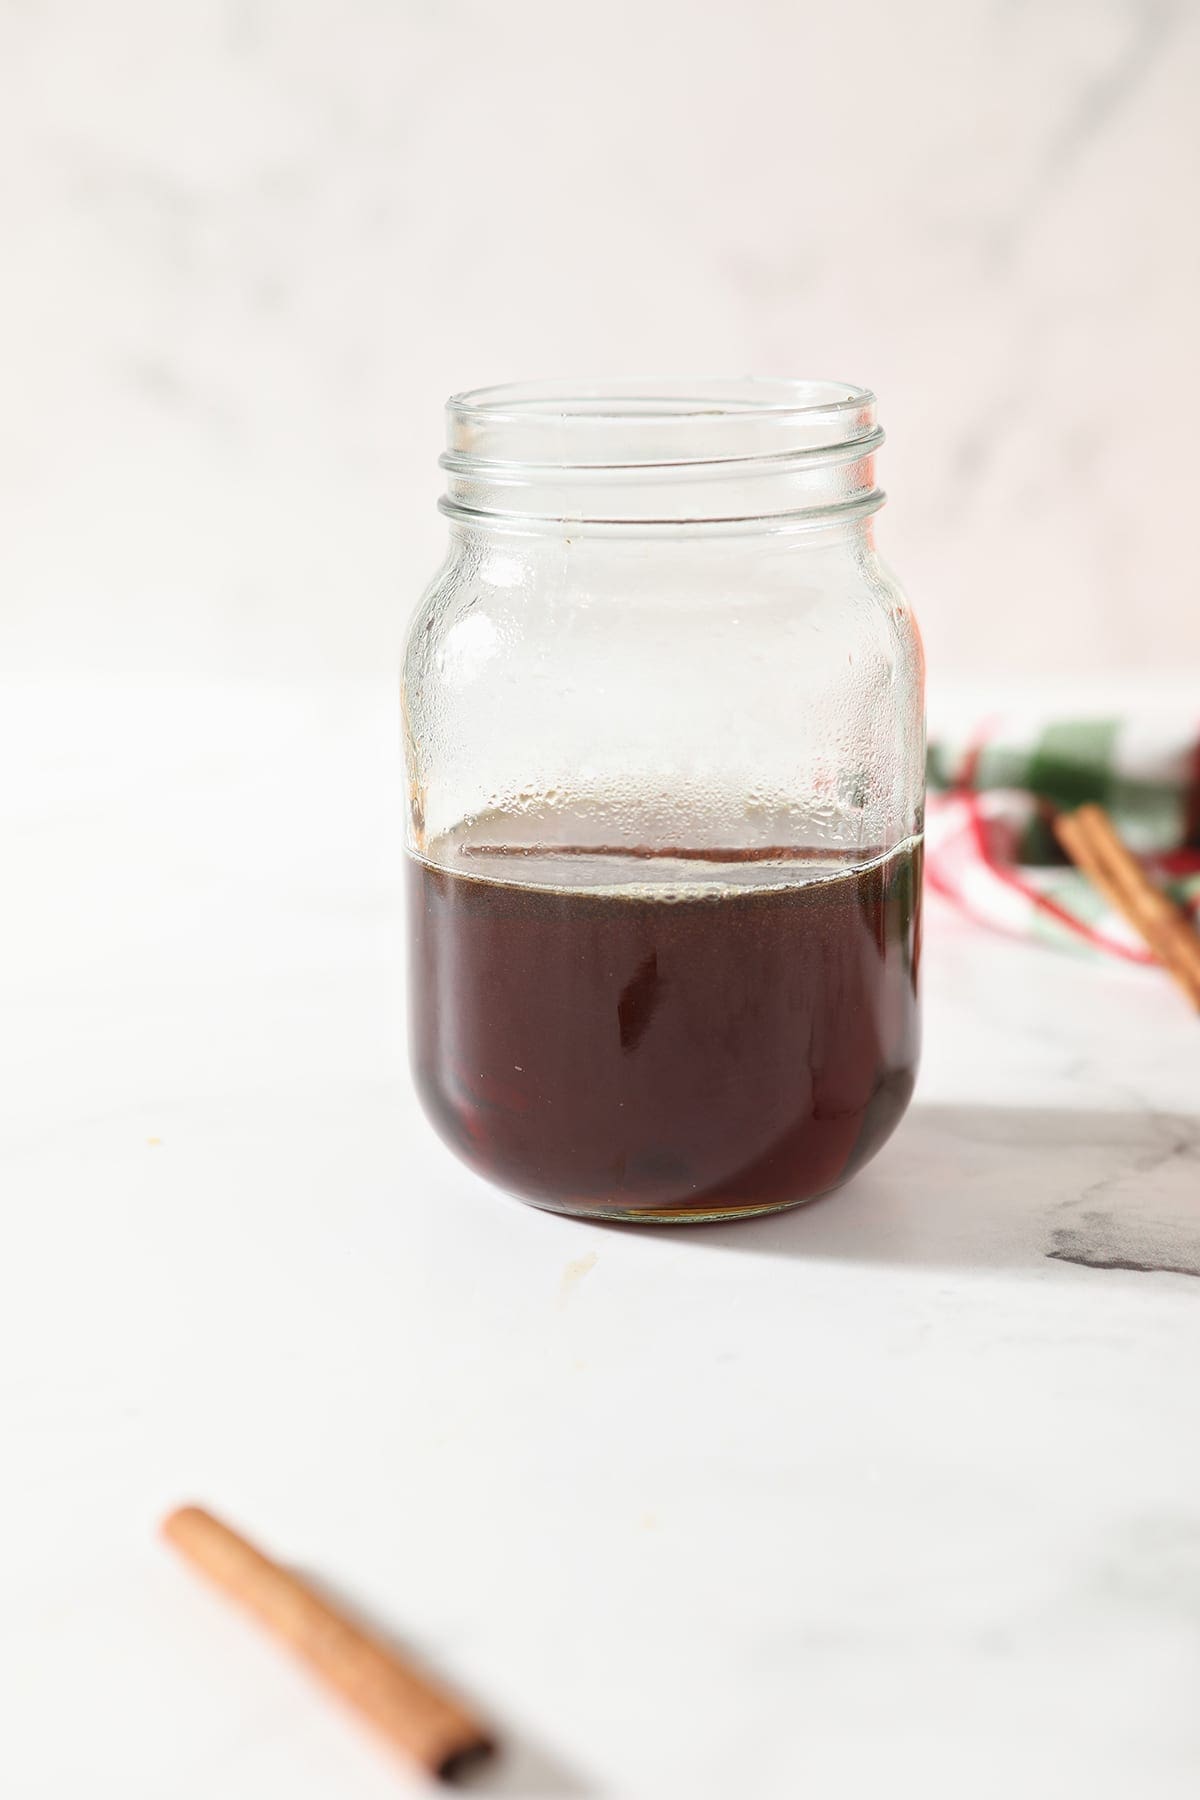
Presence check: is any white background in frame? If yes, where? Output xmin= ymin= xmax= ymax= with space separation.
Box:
xmin=8 ymin=9 xmax=1200 ymax=1798
xmin=5 ymin=0 xmax=1199 ymax=681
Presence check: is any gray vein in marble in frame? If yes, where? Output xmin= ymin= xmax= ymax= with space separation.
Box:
xmin=987 ymin=0 xmax=1181 ymax=268
xmin=1045 ymin=1115 xmax=1200 ymax=1275
xmin=1040 ymin=0 xmax=1178 ymax=182
xmin=1083 ymin=1115 xmax=1200 ymax=1200
xmin=1047 ymin=1239 xmax=1200 ymax=1277
xmin=951 ymin=385 xmax=1028 ymax=497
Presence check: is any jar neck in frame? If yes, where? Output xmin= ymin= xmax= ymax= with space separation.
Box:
xmin=438 ymin=377 xmax=885 ymax=534
xmin=446 ymin=515 xmax=879 ymax=577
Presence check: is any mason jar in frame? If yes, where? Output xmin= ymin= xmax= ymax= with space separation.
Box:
xmin=402 ymin=378 xmax=924 ymax=1223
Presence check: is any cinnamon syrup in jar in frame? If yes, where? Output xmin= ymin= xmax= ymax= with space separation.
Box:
xmin=408 ymin=821 xmax=920 ymax=1222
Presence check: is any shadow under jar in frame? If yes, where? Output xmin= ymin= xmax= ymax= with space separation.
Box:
xmin=403 ymin=379 xmax=924 ymax=1223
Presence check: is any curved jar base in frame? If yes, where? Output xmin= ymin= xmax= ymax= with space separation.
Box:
xmin=535 ymin=1195 xmax=824 ymax=1225
xmin=477 ymin=1100 xmax=914 ymax=1224
xmin=521 ymin=1192 xmax=841 ymax=1226
xmin=414 ymin=1066 xmax=915 ymax=1223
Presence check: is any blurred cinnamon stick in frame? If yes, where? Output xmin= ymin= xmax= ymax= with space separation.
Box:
xmin=1053 ymin=804 xmax=1200 ymax=1010
xmin=162 ymin=1505 xmax=492 ymax=1782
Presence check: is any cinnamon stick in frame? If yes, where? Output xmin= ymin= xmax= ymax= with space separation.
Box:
xmin=161 ymin=1505 xmax=493 ymax=1782
xmin=1053 ymin=804 xmax=1200 ymax=1009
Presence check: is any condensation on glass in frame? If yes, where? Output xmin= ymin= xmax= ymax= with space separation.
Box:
xmin=403 ymin=379 xmax=925 ymax=1222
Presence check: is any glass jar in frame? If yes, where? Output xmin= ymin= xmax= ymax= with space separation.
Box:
xmin=403 ymin=378 xmax=924 ymax=1223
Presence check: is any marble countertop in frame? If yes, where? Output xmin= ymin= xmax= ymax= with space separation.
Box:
xmin=6 ymin=679 xmax=1200 ymax=1800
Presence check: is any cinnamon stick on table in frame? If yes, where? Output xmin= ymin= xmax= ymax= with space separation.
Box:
xmin=162 ymin=1505 xmax=493 ymax=1783
xmin=1053 ymin=803 xmax=1200 ymax=1010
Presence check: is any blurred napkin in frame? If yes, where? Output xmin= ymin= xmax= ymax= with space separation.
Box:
xmin=926 ymin=715 xmax=1200 ymax=961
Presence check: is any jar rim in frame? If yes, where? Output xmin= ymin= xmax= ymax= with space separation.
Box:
xmin=446 ymin=376 xmax=877 ymax=463
xmin=448 ymin=375 xmax=873 ymax=425
xmin=440 ymin=376 xmax=884 ymax=527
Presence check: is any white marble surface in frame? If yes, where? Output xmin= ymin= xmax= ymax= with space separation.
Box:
xmin=5 ymin=678 xmax=1200 ymax=1799
xmin=4 ymin=0 xmax=1200 ymax=682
